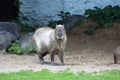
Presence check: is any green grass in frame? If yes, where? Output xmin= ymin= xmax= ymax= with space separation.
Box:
xmin=0 ymin=69 xmax=120 ymax=80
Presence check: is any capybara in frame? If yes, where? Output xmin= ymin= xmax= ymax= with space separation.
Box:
xmin=114 ymin=46 xmax=120 ymax=64
xmin=32 ymin=24 xmax=67 ymax=65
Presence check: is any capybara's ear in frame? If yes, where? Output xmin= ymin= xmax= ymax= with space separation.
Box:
xmin=55 ymin=23 xmax=58 ymax=27
xmin=62 ymin=24 xmax=65 ymax=27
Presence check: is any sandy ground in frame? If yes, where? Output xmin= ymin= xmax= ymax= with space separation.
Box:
xmin=0 ymin=54 xmax=120 ymax=73
xmin=0 ymin=23 xmax=120 ymax=73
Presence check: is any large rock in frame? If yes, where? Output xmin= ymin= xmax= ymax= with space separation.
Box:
xmin=62 ymin=15 xmax=86 ymax=30
xmin=0 ymin=31 xmax=16 ymax=50
xmin=0 ymin=22 xmax=20 ymax=38
xmin=19 ymin=32 xmax=35 ymax=53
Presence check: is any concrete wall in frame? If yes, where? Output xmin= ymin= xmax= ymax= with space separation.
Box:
xmin=19 ymin=0 xmax=64 ymax=26
xmin=64 ymin=0 xmax=120 ymax=15
xmin=19 ymin=0 xmax=120 ymax=26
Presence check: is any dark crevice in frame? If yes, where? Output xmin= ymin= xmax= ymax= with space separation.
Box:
xmin=0 ymin=0 xmax=18 ymax=21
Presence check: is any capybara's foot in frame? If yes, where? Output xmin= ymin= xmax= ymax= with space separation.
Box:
xmin=61 ymin=63 xmax=64 ymax=66
xmin=50 ymin=62 xmax=55 ymax=65
xmin=40 ymin=60 xmax=45 ymax=65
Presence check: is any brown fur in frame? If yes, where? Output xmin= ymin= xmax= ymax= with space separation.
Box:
xmin=32 ymin=25 xmax=67 ymax=65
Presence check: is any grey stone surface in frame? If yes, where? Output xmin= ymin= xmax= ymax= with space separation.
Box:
xmin=64 ymin=0 xmax=120 ymax=15
xmin=20 ymin=0 xmax=120 ymax=26
xmin=19 ymin=0 xmax=63 ymax=26
xmin=19 ymin=32 xmax=35 ymax=52
xmin=0 ymin=22 xmax=20 ymax=38
xmin=62 ymin=15 xmax=86 ymax=30
xmin=0 ymin=31 xmax=16 ymax=50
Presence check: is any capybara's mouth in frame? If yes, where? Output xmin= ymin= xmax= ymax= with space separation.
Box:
xmin=59 ymin=39 xmax=62 ymax=40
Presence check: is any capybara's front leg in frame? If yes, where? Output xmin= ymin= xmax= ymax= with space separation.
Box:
xmin=114 ymin=54 xmax=117 ymax=64
xmin=59 ymin=51 xmax=64 ymax=65
xmin=50 ymin=52 xmax=55 ymax=65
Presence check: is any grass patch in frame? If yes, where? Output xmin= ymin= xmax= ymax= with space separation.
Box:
xmin=0 ymin=69 xmax=120 ymax=80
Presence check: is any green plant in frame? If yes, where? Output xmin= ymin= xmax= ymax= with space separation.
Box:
xmin=13 ymin=0 xmax=22 ymax=20
xmin=48 ymin=20 xmax=62 ymax=28
xmin=58 ymin=11 xmax=70 ymax=20
xmin=13 ymin=0 xmax=22 ymax=11
xmin=48 ymin=11 xmax=70 ymax=28
xmin=74 ymin=18 xmax=87 ymax=26
xmin=11 ymin=18 xmax=34 ymax=32
xmin=8 ymin=40 xmax=23 ymax=55
xmin=84 ymin=5 xmax=120 ymax=35
xmin=84 ymin=5 xmax=120 ymax=27
xmin=84 ymin=24 xmax=99 ymax=35
xmin=19 ymin=22 xmax=34 ymax=32
xmin=84 ymin=27 xmax=95 ymax=35
xmin=11 ymin=0 xmax=34 ymax=32
xmin=24 ymin=45 xmax=36 ymax=53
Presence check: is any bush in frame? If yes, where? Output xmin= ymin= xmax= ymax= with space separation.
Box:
xmin=48 ymin=11 xmax=70 ymax=28
xmin=8 ymin=40 xmax=36 ymax=55
xmin=12 ymin=18 xmax=34 ymax=32
xmin=84 ymin=5 xmax=120 ymax=27
xmin=48 ymin=20 xmax=62 ymax=28
xmin=24 ymin=45 xmax=36 ymax=53
xmin=58 ymin=11 xmax=70 ymax=20
xmin=84 ymin=5 xmax=120 ymax=35
xmin=8 ymin=40 xmax=23 ymax=55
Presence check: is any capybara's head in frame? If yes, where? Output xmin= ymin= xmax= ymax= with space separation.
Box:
xmin=55 ymin=24 xmax=66 ymax=40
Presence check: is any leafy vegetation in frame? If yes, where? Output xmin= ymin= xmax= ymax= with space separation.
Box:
xmin=48 ymin=20 xmax=63 ymax=28
xmin=84 ymin=26 xmax=97 ymax=35
xmin=13 ymin=0 xmax=22 ymax=13
xmin=7 ymin=40 xmax=36 ymax=55
xmin=74 ymin=19 xmax=86 ymax=26
xmin=8 ymin=40 xmax=23 ymax=55
xmin=85 ymin=5 xmax=120 ymax=26
xmin=13 ymin=19 xmax=34 ymax=32
xmin=48 ymin=11 xmax=70 ymax=28
xmin=0 ymin=69 xmax=120 ymax=80
xmin=24 ymin=45 xmax=36 ymax=53
xmin=84 ymin=5 xmax=120 ymax=35
xmin=58 ymin=11 xmax=70 ymax=20
xmin=11 ymin=0 xmax=35 ymax=32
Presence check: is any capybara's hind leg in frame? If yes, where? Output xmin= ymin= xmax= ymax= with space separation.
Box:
xmin=38 ymin=53 xmax=46 ymax=64
xmin=39 ymin=54 xmax=45 ymax=64
xmin=39 ymin=52 xmax=48 ymax=64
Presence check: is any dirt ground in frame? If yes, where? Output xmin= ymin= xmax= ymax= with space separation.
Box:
xmin=0 ymin=23 xmax=120 ymax=73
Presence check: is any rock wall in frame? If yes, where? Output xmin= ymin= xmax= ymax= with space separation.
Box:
xmin=19 ymin=0 xmax=120 ymax=26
